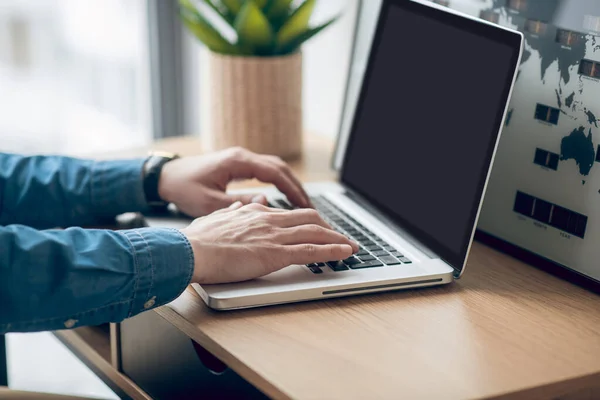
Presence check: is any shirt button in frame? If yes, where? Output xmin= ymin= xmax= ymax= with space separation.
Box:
xmin=64 ymin=319 xmax=78 ymax=329
xmin=144 ymin=296 xmax=157 ymax=309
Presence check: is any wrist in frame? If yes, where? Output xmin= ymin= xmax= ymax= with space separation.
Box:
xmin=142 ymin=152 xmax=179 ymax=207
xmin=180 ymin=229 xmax=205 ymax=284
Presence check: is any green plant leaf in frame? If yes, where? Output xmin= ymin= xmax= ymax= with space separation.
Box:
xmin=202 ymin=0 xmax=236 ymax=25
xmin=220 ymin=0 xmax=242 ymax=17
xmin=179 ymin=1 xmax=238 ymax=54
xmin=264 ymin=0 xmax=293 ymax=30
xmin=255 ymin=0 xmax=269 ymax=9
xmin=277 ymin=16 xmax=337 ymax=54
xmin=234 ymin=0 xmax=274 ymax=51
xmin=276 ymin=0 xmax=316 ymax=48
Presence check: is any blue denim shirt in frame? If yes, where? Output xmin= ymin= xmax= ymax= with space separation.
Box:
xmin=0 ymin=153 xmax=194 ymax=333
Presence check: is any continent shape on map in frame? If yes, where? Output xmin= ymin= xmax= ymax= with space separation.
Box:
xmin=560 ymin=126 xmax=596 ymax=176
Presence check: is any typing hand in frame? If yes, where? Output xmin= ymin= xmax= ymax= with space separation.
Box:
xmin=180 ymin=202 xmax=359 ymax=284
xmin=158 ymin=147 xmax=311 ymax=217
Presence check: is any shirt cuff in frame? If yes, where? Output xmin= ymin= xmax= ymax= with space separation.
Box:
xmin=91 ymin=159 xmax=149 ymax=217
xmin=120 ymin=227 xmax=194 ymax=317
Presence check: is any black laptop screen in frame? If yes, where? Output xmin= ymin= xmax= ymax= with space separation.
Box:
xmin=341 ymin=0 xmax=520 ymax=272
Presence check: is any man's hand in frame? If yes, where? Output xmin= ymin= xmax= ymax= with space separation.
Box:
xmin=181 ymin=202 xmax=359 ymax=284
xmin=158 ymin=147 xmax=311 ymax=217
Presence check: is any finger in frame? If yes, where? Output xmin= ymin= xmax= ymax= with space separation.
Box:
xmin=209 ymin=201 xmax=243 ymax=215
xmin=283 ymin=244 xmax=355 ymax=266
xmin=227 ymin=193 xmax=268 ymax=205
xmin=263 ymin=155 xmax=311 ymax=208
xmin=277 ymin=225 xmax=359 ymax=251
xmin=227 ymin=153 xmax=308 ymax=208
xmin=268 ymin=209 xmax=333 ymax=229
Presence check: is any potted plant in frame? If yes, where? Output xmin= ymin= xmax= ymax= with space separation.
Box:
xmin=179 ymin=0 xmax=337 ymax=159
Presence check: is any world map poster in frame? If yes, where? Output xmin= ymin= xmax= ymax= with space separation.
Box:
xmin=431 ymin=0 xmax=600 ymax=281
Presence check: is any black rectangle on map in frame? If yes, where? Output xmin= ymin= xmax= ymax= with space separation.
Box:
xmin=525 ymin=20 xmax=548 ymax=35
xmin=515 ymin=191 xmax=588 ymax=238
xmin=549 ymin=205 xmax=570 ymax=232
xmin=534 ymin=104 xmax=560 ymax=124
xmin=533 ymin=148 xmax=548 ymax=166
xmin=567 ymin=213 xmax=580 ymax=237
xmin=555 ymin=29 xmax=584 ymax=46
xmin=579 ymin=59 xmax=600 ymax=79
xmin=547 ymin=152 xmax=559 ymax=170
xmin=572 ymin=213 xmax=588 ymax=239
xmin=507 ymin=0 xmax=527 ymax=12
xmin=532 ymin=198 xmax=552 ymax=224
xmin=514 ymin=191 xmax=535 ymax=216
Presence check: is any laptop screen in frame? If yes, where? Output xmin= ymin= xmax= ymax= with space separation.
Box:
xmin=340 ymin=0 xmax=521 ymax=272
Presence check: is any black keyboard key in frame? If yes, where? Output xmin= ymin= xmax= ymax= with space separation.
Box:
xmin=343 ymin=257 xmax=361 ymax=266
xmin=306 ymin=263 xmax=319 ymax=268
xmin=353 ymin=234 xmax=368 ymax=241
xmin=390 ymin=251 xmax=404 ymax=257
xmin=357 ymin=249 xmax=369 ymax=256
xmin=308 ymin=266 xmax=322 ymax=274
xmin=358 ymin=255 xmax=376 ymax=261
xmin=327 ymin=261 xmax=349 ymax=271
xmin=362 ymin=240 xmax=376 ymax=247
xmin=276 ymin=199 xmax=293 ymax=210
xmin=379 ymin=256 xmax=401 ymax=265
xmin=365 ymin=245 xmax=382 ymax=251
xmin=398 ymin=257 xmax=412 ymax=264
xmin=382 ymin=245 xmax=395 ymax=251
xmin=349 ymin=260 xmax=384 ymax=269
xmin=372 ymin=250 xmax=389 ymax=257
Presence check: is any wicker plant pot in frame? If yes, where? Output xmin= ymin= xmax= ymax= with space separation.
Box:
xmin=207 ymin=51 xmax=303 ymax=160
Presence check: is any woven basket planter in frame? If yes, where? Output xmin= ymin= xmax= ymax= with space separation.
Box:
xmin=207 ymin=51 xmax=303 ymax=160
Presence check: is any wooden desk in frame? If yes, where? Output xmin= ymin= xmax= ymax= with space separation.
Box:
xmin=56 ymin=135 xmax=600 ymax=400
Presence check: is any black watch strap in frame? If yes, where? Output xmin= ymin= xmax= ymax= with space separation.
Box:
xmin=143 ymin=153 xmax=179 ymax=207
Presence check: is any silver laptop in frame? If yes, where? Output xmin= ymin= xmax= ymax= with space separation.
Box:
xmin=148 ymin=0 xmax=523 ymax=310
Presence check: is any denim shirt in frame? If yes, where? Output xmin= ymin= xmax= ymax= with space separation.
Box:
xmin=0 ymin=153 xmax=194 ymax=333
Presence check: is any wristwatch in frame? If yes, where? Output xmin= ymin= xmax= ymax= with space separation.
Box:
xmin=142 ymin=151 xmax=179 ymax=208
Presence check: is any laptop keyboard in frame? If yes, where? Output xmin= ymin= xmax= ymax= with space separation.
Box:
xmin=268 ymin=196 xmax=412 ymax=274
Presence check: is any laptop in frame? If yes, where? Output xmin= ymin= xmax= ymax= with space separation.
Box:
xmin=147 ymin=0 xmax=523 ymax=310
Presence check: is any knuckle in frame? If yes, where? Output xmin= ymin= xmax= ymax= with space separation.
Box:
xmin=245 ymin=202 xmax=264 ymax=211
xmin=227 ymin=146 xmax=246 ymax=159
xmin=302 ymin=244 xmax=318 ymax=257
xmin=271 ymin=156 xmax=287 ymax=168
xmin=306 ymin=224 xmax=325 ymax=235
xmin=303 ymin=209 xmax=321 ymax=219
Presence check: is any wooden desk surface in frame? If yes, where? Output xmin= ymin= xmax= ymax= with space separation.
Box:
xmin=109 ymin=135 xmax=600 ymax=399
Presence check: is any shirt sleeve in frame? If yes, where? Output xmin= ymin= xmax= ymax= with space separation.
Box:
xmin=0 ymin=225 xmax=194 ymax=333
xmin=0 ymin=153 xmax=150 ymax=229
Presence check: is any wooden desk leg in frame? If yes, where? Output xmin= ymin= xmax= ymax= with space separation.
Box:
xmin=0 ymin=335 xmax=8 ymax=386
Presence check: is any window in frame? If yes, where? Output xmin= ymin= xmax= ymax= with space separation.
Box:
xmin=0 ymin=0 xmax=153 ymax=155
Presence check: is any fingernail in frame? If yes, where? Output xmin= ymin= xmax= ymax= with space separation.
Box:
xmin=251 ymin=195 xmax=265 ymax=204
